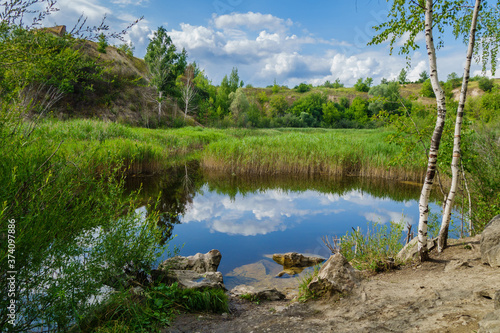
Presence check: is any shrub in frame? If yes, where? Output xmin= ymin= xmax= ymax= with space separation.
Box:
xmin=421 ymin=79 xmax=435 ymax=97
xmin=478 ymin=77 xmax=494 ymax=92
xmin=337 ymin=222 xmax=405 ymax=271
xmin=295 ymin=83 xmax=311 ymax=93
xmin=97 ymin=33 xmax=108 ymax=53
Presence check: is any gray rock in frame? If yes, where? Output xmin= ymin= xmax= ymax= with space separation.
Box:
xmin=231 ymin=285 xmax=286 ymax=301
xmin=160 ymin=249 xmax=222 ymax=273
xmin=478 ymin=310 xmax=500 ymax=333
xmin=495 ymin=290 xmax=500 ymax=310
xmin=272 ymin=252 xmax=325 ymax=268
xmin=307 ymin=253 xmax=360 ymax=297
xmin=163 ymin=270 xmax=225 ymax=290
xmin=397 ymin=237 xmax=437 ymax=262
xmin=481 ymin=215 xmax=500 ymax=267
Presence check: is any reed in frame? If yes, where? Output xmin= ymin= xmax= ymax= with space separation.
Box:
xmin=201 ymin=128 xmax=425 ymax=181
xmin=28 ymin=120 xmax=424 ymax=180
xmin=28 ymin=119 xmax=227 ymax=174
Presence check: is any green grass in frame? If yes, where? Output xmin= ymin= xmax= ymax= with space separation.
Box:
xmin=297 ymin=265 xmax=321 ymax=302
xmin=28 ymin=119 xmax=228 ymax=173
xmin=338 ymin=222 xmax=405 ymax=272
xmin=201 ymin=128 xmax=424 ymax=181
xmin=25 ymin=119 xmax=424 ymax=180
xmin=78 ymin=283 xmax=228 ymax=332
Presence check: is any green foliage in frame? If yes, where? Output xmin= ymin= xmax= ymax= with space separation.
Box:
xmin=478 ymin=77 xmax=495 ymax=92
xmin=117 ymin=43 xmax=135 ymax=57
xmin=339 ymin=222 xmax=405 ymax=272
xmin=369 ymin=1 xmax=500 ymax=74
xmin=349 ymin=96 xmax=370 ymax=125
xmin=324 ymin=78 xmax=344 ymax=89
xmin=201 ymin=128 xmax=421 ymax=177
xmin=465 ymin=89 xmax=500 ymax=123
xmin=239 ymin=293 xmax=261 ymax=304
xmin=420 ymin=79 xmax=435 ymax=98
xmin=0 ymin=113 xmax=167 ymax=331
xmin=368 ymin=81 xmax=402 ymax=115
xmin=322 ymin=101 xmax=342 ymax=127
xmin=446 ymin=72 xmax=461 ymax=89
xmin=398 ymin=68 xmax=408 ymax=84
xmin=297 ymin=265 xmax=321 ymax=302
xmin=289 ymin=92 xmax=327 ymax=123
xmin=269 ymin=94 xmax=289 ymax=117
xmin=464 ymin=127 xmax=500 ymax=230
xmin=80 ymin=283 xmax=228 ymax=332
xmin=418 ymin=71 xmax=429 ymax=83
xmin=229 ymin=88 xmax=250 ymax=121
xmin=144 ymin=26 xmax=187 ymax=99
xmin=97 ymin=33 xmax=108 ymax=53
xmin=354 ymin=77 xmax=372 ymax=92
xmin=0 ymin=25 xmax=103 ymax=97
xmin=295 ymin=83 xmax=312 ymax=93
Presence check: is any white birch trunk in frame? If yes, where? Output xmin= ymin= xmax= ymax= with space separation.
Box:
xmin=418 ymin=0 xmax=448 ymax=261
xmin=437 ymin=0 xmax=481 ymax=252
xmin=158 ymin=90 xmax=162 ymax=118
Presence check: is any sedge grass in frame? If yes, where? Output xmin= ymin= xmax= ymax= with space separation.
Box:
xmin=27 ymin=120 xmax=425 ymax=180
xmin=201 ymin=128 xmax=425 ymax=181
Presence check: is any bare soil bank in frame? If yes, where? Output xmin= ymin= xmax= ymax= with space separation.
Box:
xmin=166 ymin=236 xmax=499 ymax=333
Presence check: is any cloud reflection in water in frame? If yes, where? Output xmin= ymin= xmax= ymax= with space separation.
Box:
xmin=181 ymin=185 xmax=415 ymax=236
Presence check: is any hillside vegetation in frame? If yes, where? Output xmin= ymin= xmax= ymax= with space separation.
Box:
xmin=1 ymin=17 xmax=500 ymax=332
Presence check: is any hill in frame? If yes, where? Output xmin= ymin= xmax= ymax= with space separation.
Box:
xmin=52 ymin=41 xmax=499 ymax=128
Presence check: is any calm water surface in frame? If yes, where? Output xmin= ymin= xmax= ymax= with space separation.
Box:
xmin=127 ymin=165 xmax=443 ymax=289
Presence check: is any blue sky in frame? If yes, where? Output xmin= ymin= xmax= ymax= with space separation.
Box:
xmin=44 ymin=0 xmax=495 ymax=87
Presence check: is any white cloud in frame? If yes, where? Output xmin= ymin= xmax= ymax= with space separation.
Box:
xmin=213 ymin=12 xmax=291 ymax=33
xmin=56 ymin=0 xmax=112 ymax=21
xmin=181 ymin=187 xmax=347 ymax=236
xmin=111 ymin=0 xmax=148 ymax=5
xmin=124 ymin=20 xmax=152 ymax=46
xmin=362 ymin=208 xmax=413 ymax=225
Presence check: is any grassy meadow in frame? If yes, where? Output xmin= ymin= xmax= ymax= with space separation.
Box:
xmin=26 ymin=119 xmax=425 ymax=181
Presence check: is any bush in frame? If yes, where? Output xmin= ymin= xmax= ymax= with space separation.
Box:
xmin=0 ymin=111 xmax=166 ymax=332
xmin=80 ymin=283 xmax=228 ymax=332
xmin=97 ymin=33 xmax=108 ymax=53
xmin=295 ymin=83 xmax=311 ymax=93
xmin=354 ymin=77 xmax=373 ymax=92
xmin=478 ymin=77 xmax=494 ymax=92
xmin=421 ymin=79 xmax=435 ymax=97
xmin=338 ymin=222 xmax=405 ymax=271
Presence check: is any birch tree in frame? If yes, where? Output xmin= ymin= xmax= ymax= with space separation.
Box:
xmin=370 ymin=0 xmax=500 ymax=261
xmin=144 ymin=26 xmax=186 ymax=118
xmin=179 ymin=65 xmax=197 ymax=119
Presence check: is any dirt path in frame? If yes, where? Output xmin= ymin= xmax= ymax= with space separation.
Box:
xmin=166 ymin=236 xmax=499 ymax=332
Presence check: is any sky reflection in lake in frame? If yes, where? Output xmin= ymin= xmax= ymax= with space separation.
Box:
xmin=162 ymin=184 xmax=431 ymax=275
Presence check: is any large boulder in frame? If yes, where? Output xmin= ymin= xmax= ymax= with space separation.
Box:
xmin=481 ymin=215 xmax=500 ymax=267
xmin=159 ymin=270 xmax=225 ymax=291
xmin=231 ymin=285 xmax=285 ymax=301
xmin=272 ymin=252 xmax=325 ymax=268
xmin=307 ymin=253 xmax=360 ymax=297
xmin=160 ymin=249 xmax=222 ymax=273
xmin=396 ymin=237 xmax=437 ymax=262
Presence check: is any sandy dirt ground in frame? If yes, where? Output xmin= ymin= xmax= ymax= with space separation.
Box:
xmin=166 ymin=236 xmax=499 ymax=333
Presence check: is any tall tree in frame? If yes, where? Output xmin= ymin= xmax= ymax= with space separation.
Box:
xmin=437 ymin=0 xmax=480 ymax=251
xmin=370 ymin=0 xmax=500 ymax=261
xmin=144 ymin=26 xmax=187 ymax=117
xmin=179 ymin=64 xmax=197 ymax=119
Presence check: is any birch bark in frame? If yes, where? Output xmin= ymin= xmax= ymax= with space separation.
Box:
xmin=417 ymin=0 xmax=448 ymax=261
xmin=437 ymin=0 xmax=481 ymax=252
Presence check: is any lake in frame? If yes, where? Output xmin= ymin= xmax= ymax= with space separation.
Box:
xmin=126 ymin=163 xmax=446 ymax=290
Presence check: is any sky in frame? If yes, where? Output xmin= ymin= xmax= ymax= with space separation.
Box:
xmin=41 ymin=0 xmax=496 ymax=87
